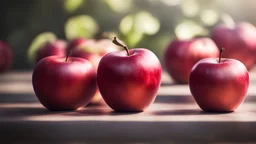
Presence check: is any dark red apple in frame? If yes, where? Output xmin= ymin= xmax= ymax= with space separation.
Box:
xmin=68 ymin=38 xmax=120 ymax=105
xmin=97 ymin=37 xmax=162 ymax=112
xmin=164 ymin=38 xmax=219 ymax=84
xmin=32 ymin=55 xmax=97 ymax=111
xmin=211 ymin=22 xmax=256 ymax=70
xmin=0 ymin=41 xmax=12 ymax=73
xmin=189 ymin=48 xmax=249 ymax=112
xmin=35 ymin=40 xmax=67 ymax=62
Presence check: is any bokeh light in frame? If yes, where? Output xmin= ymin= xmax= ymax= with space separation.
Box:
xmin=175 ymin=20 xmax=208 ymax=40
xmin=64 ymin=0 xmax=85 ymax=13
xmin=65 ymin=15 xmax=99 ymax=40
xmin=180 ymin=0 xmax=199 ymax=17
xmin=200 ymin=9 xmax=219 ymax=26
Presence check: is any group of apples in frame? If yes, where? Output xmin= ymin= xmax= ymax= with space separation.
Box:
xmin=165 ymin=22 xmax=253 ymax=112
xmin=32 ymin=36 xmax=162 ymax=112
xmin=0 ymin=21 xmax=254 ymax=113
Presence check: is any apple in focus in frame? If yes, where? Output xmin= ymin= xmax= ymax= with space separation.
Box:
xmin=211 ymin=22 xmax=256 ymax=70
xmin=32 ymin=56 xmax=97 ymax=111
xmin=97 ymin=37 xmax=162 ymax=112
xmin=164 ymin=38 xmax=219 ymax=84
xmin=0 ymin=41 xmax=12 ymax=73
xmin=189 ymin=48 xmax=249 ymax=112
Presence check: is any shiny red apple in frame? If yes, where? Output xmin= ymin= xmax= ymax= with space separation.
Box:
xmin=97 ymin=37 xmax=162 ymax=112
xmin=189 ymin=48 xmax=249 ymax=112
xmin=32 ymin=55 xmax=97 ymax=111
xmin=35 ymin=40 xmax=67 ymax=62
xmin=68 ymin=38 xmax=120 ymax=105
xmin=211 ymin=22 xmax=256 ymax=70
xmin=164 ymin=38 xmax=219 ymax=84
xmin=0 ymin=41 xmax=12 ymax=73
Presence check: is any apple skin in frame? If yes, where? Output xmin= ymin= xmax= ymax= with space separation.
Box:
xmin=68 ymin=38 xmax=120 ymax=105
xmin=35 ymin=40 xmax=66 ymax=63
xmin=0 ymin=41 xmax=12 ymax=73
xmin=97 ymin=48 xmax=162 ymax=112
xmin=189 ymin=58 xmax=249 ymax=112
xmin=211 ymin=22 xmax=256 ymax=70
xmin=32 ymin=56 xmax=97 ymax=111
xmin=164 ymin=38 xmax=219 ymax=84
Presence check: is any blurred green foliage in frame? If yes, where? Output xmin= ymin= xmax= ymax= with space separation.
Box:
xmin=65 ymin=15 xmax=99 ymax=40
xmin=0 ymin=0 xmax=256 ymax=69
xmin=64 ymin=0 xmax=85 ymax=13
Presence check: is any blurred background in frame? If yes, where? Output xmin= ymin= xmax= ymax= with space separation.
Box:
xmin=0 ymin=0 xmax=255 ymax=69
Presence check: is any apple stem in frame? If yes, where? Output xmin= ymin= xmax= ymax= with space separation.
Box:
xmin=219 ymin=48 xmax=225 ymax=63
xmin=112 ymin=37 xmax=130 ymax=56
xmin=65 ymin=50 xmax=72 ymax=62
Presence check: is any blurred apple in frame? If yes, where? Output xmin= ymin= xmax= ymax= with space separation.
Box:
xmin=0 ymin=40 xmax=12 ymax=73
xmin=211 ymin=22 xmax=256 ymax=70
xmin=68 ymin=38 xmax=120 ymax=105
xmin=28 ymin=32 xmax=67 ymax=63
xmin=68 ymin=37 xmax=87 ymax=51
xmin=35 ymin=40 xmax=67 ymax=63
xmin=164 ymin=38 xmax=219 ymax=84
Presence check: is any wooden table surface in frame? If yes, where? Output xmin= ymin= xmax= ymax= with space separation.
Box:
xmin=0 ymin=69 xmax=256 ymax=143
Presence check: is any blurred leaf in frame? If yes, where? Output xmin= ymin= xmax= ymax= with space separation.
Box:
xmin=180 ymin=0 xmax=199 ymax=17
xmin=65 ymin=15 xmax=99 ymax=40
xmin=200 ymin=9 xmax=219 ymax=26
xmin=119 ymin=11 xmax=160 ymax=47
xmin=64 ymin=0 xmax=85 ymax=13
xmin=126 ymin=31 xmax=144 ymax=48
xmin=119 ymin=15 xmax=133 ymax=35
xmin=27 ymin=32 xmax=56 ymax=62
xmin=134 ymin=11 xmax=160 ymax=35
xmin=104 ymin=0 xmax=133 ymax=13
xmin=175 ymin=20 xmax=208 ymax=40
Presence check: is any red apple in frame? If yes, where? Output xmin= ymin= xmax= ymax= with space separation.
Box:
xmin=32 ymin=56 xmax=97 ymax=111
xmin=189 ymin=48 xmax=249 ymax=112
xmin=164 ymin=38 xmax=219 ymax=84
xmin=35 ymin=40 xmax=67 ymax=62
xmin=211 ymin=22 xmax=256 ymax=70
xmin=0 ymin=41 xmax=12 ymax=73
xmin=68 ymin=38 xmax=120 ymax=105
xmin=97 ymin=37 xmax=162 ymax=112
